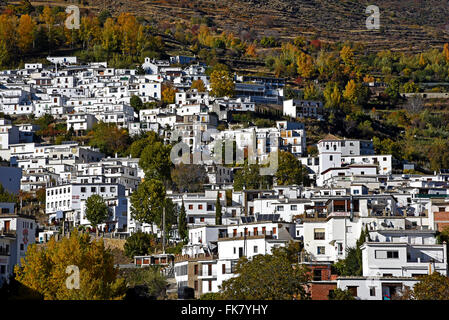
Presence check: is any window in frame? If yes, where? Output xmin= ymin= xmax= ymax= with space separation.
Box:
xmin=20 ymin=244 xmax=24 ymax=251
xmin=370 ymin=287 xmax=376 ymax=296
xmin=314 ymin=228 xmax=325 ymax=240
xmin=346 ymin=226 xmax=352 ymax=233
xmin=198 ymin=205 xmax=203 ymax=210
xmin=194 ymin=265 xmax=198 ymax=275
xmin=81 ymin=187 xmax=86 ymax=193
xmin=0 ymin=265 xmax=5 ymax=274
xmin=291 ymin=205 xmax=297 ymax=211
xmin=194 ymin=280 xmax=198 ymax=291
xmin=330 ymin=155 xmax=333 ymax=161
xmin=277 ymin=205 xmax=284 ymax=211
xmin=208 ymin=280 xmax=212 ymax=291
xmin=375 ymin=250 xmax=399 ymax=259
xmin=317 ymin=246 xmax=325 ymax=255
xmin=348 ymin=286 xmax=358 ymax=297
xmin=100 ymin=187 xmax=106 ymax=192
xmin=200 ymin=217 xmax=205 ymax=222
xmin=91 ymin=187 xmax=96 ymax=192
xmin=189 ymin=205 xmax=193 ymax=210
xmin=254 ymin=246 xmax=258 ymax=254
xmin=222 ymin=264 xmax=226 ymax=274
xmin=313 ymin=269 xmax=322 ymax=281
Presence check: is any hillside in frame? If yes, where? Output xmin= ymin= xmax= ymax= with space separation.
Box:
xmin=16 ymin=0 xmax=449 ymax=53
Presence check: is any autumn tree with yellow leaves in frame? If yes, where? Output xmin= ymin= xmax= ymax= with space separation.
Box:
xmin=14 ymin=230 xmax=126 ymax=300
xmin=296 ymin=51 xmax=315 ymax=79
xmin=17 ymin=14 xmax=36 ymax=54
xmin=210 ymin=70 xmax=235 ymax=97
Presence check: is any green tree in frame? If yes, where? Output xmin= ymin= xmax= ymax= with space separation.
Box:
xmin=121 ymin=266 xmax=168 ymax=299
xmin=215 ymin=193 xmax=222 ymax=225
xmin=129 ymin=131 xmax=163 ymax=158
xmin=85 ymin=195 xmax=109 ymax=236
xmin=275 ymin=152 xmax=310 ymax=186
xmin=170 ymin=163 xmax=207 ymax=192
xmin=333 ymin=226 xmax=369 ymax=276
xmin=233 ymin=161 xmax=272 ymax=191
xmin=408 ymin=272 xmax=449 ymax=300
xmin=139 ymin=140 xmax=173 ymax=183
xmin=14 ymin=230 xmax=126 ymax=300
xmin=0 ymin=183 xmax=17 ymax=203
xmin=130 ymin=95 xmax=143 ymax=112
xmin=130 ymin=179 xmax=166 ymax=234
xmin=87 ymin=122 xmax=131 ymax=157
xmin=178 ymin=200 xmax=188 ymax=242
xmin=385 ymin=78 xmax=401 ymax=103
xmin=329 ymin=288 xmax=356 ymax=300
xmin=124 ymin=231 xmax=155 ymax=258
xmin=220 ymin=247 xmax=311 ymax=300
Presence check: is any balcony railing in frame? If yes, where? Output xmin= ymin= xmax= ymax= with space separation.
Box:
xmin=219 ymin=231 xmax=274 ymax=239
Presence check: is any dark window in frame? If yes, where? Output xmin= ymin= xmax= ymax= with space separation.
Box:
xmin=370 ymin=287 xmax=376 ymax=296
xmin=313 ymin=269 xmax=322 ymax=281
xmin=348 ymin=286 xmax=358 ymax=297
xmin=194 ymin=265 xmax=198 ymax=275
xmin=314 ymin=229 xmax=325 ymax=240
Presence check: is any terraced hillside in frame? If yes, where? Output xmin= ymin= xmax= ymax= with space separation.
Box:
xmin=8 ymin=0 xmax=449 ymax=52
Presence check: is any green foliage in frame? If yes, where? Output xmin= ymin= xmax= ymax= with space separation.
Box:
xmin=171 ymin=163 xmax=207 ymax=192
xmin=130 ymin=179 xmax=177 ymax=235
xmin=139 ymin=138 xmax=173 ymax=183
xmin=199 ymin=292 xmax=223 ymax=300
xmin=408 ymin=272 xmax=449 ymax=300
xmin=84 ymin=195 xmax=109 ymax=229
xmin=0 ymin=184 xmax=17 ymax=203
xmin=130 ymin=95 xmax=144 ymax=111
xmin=233 ymin=161 xmax=273 ymax=191
xmin=87 ymin=122 xmax=131 ymax=157
xmin=220 ymin=247 xmax=311 ymax=300
xmin=130 ymin=179 xmax=166 ymax=228
xmin=333 ymin=226 xmax=369 ymax=276
xmin=124 ymin=231 xmax=155 ymax=258
xmin=121 ymin=266 xmax=167 ymax=299
xmin=215 ymin=193 xmax=222 ymax=225
xmin=178 ymin=200 xmax=188 ymax=242
xmin=276 ymin=152 xmax=311 ymax=186
xmin=329 ymin=288 xmax=356 ymax=300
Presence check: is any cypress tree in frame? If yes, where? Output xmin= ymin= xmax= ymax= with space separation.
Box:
xmin=215 ymin=193 xmax=222 ymax=225
xmin=178 ymin=200 xmax=188 ymax=242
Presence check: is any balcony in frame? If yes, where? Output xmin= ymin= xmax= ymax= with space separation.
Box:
xmin=0 ymin=228 xmax=16 ymax=237
xmin=198 ymin=270 xmax=218 ymax=279
xmin=219 ymin=231 xmax=275 ymax=240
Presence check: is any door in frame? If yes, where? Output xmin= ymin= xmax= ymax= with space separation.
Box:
xmin=4 ymin=221 xmax=10 ymax=232
xmin=238 ymin=247 xmax=243 ymax=258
